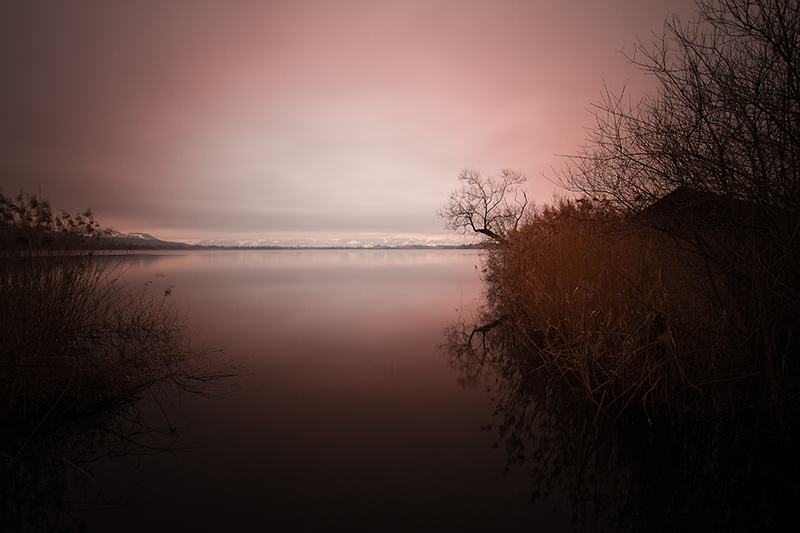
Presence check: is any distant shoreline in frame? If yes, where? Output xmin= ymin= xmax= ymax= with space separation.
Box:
xmin=99 ymin=243 xmax=485 ymax=251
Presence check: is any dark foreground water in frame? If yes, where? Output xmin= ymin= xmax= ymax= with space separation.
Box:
xmin=71 ymin=249 xmax=569 ymax=532
xmin=6 ymin=249 xmax=799 ymax=531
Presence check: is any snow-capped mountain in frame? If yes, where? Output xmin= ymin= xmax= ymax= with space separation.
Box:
xmin=185 ymin=235 xmax=475 ymax=248
xmin=99 ymin=230 xmax=476 ymax=249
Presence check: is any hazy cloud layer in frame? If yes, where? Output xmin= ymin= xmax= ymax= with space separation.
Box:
xmin=1 ymin=0 xmax=697 ymax=243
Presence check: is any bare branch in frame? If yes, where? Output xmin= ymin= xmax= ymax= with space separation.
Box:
xmin=438 ymin=169 xmax=530 ymax=243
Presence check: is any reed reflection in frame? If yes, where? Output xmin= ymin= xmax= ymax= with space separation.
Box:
xmin=0 ymin=356 xmax=241 ymax=532
xmin=443 ymin=313 xmax=800 ymax=532
xmin=2 ymin=396 xmax=176 ymax=530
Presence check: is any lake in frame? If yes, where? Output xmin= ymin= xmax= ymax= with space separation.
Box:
xmin=80 ymin=249 xmax=570 ymax=532
xmin=7 ymin=248 xmax=797 ymax=531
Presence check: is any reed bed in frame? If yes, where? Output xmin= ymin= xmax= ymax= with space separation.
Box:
xmin=0 ymin=192 xmax=243 ymax=530
xmin=484 ymin=198 xmax=796 ymax=423
xmin=0 ymin=250 xmax=204 ymax=422
xmin=0 ymin=191 xmax=230 ymax=424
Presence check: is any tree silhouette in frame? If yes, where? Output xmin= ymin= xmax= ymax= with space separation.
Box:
xmin=438 ymin=168 xmax=529 ymax=243
xmin=561 ymin=0 xmax=799 ymax=217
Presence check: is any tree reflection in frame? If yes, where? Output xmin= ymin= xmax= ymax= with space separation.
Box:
xmin=442 ymin=316 xmax=800 ymax=532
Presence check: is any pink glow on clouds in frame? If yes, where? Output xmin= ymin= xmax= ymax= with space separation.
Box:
xmin=1 ymin=0 xmax=697 ymax=243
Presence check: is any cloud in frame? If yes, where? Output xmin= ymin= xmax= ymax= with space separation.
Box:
xmin=0 ymin=0 xmax=699 ymax=242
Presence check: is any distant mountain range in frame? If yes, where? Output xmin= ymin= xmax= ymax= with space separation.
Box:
xmin=100 ymin=230 xmax=193 ymax=249
xmin=99 ymin=230 xmax=478 ymax=249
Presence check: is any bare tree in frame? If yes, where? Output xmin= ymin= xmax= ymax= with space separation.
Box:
xmin=560 ymin=0 xmax=800 ymax=217
xmin=438 ymin=168 xmax=529 ymax=242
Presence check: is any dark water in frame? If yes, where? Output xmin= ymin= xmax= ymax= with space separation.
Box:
xmin=6 ymin=249 xmax=798 ymax=531
xmin=7 ymin=249 xmax=800 ymax=532
xmin=76 ymin=250 xmax=569 ymax=532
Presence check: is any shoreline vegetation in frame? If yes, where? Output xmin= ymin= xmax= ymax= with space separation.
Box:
xmin=0 ymin=191 xmax=237 ymax=422
xmin=440 ymin=0 xmax=800 ymax=435
xmin=441 ymin=1 xmax=799 ymax=527
xmin=482 ymin=196 xmax=800 ymax=426
xmin=0 ymin=191 xmax=240 ymax=530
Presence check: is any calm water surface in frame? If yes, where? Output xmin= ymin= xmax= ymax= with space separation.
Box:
xmin=86 ymin=250 xmax=569 ymax=532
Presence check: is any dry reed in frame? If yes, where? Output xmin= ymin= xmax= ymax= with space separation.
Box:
xmin=484 ymin=197 xmax=795 ymax=423
xmin=1 ymin=251 xmax=212 ymax=422
xmin=0 ymin=191 xmax=234 ymax=423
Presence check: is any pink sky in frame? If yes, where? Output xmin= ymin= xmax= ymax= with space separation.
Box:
xmin=1 ymin=0 xmax=697 ymax=244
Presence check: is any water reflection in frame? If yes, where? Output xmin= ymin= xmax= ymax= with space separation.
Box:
xmin=443 ymin=316 xmax=800 ymax=532
xmin=2 ymin=393 xmax=185 ymax=531
xmin=1 ymin=247 xmax=242 ymax=531
xmin=81 ymin=250 xmax=560 ymax=531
